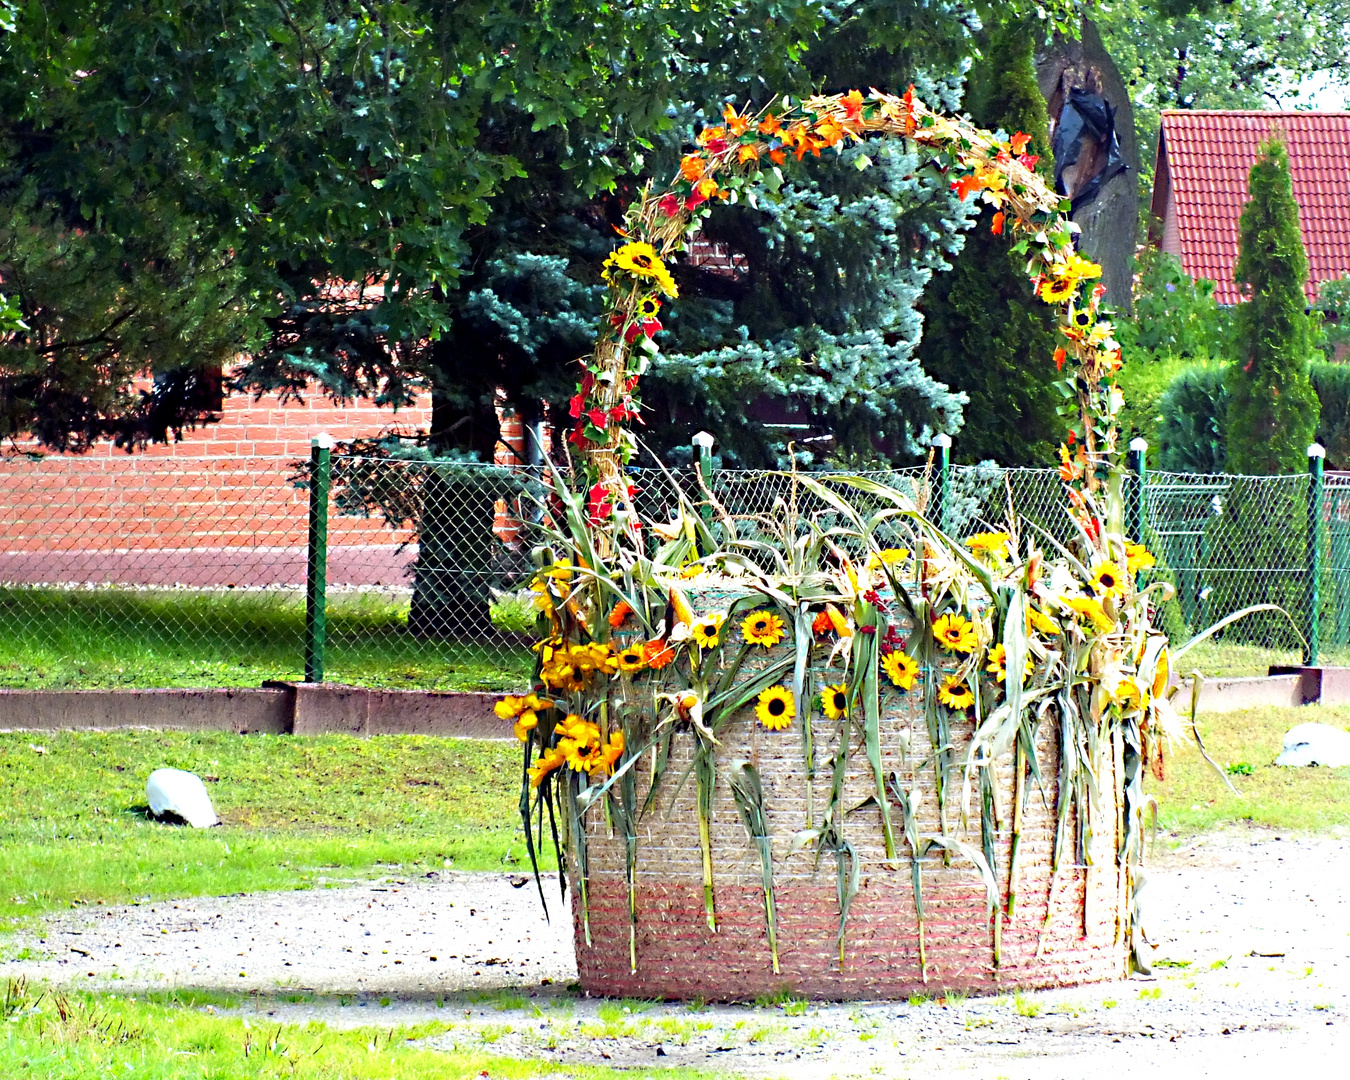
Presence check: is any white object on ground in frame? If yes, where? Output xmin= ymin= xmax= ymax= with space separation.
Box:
xmin=1273 ymin=723 xmax=1350 ymax=768
xmin=146 ymin=768 xmax=220 ymax=828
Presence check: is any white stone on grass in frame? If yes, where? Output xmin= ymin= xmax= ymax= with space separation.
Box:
xmin=146 ymin=768 xmax=220 ymax=828
xmin=1273 ymin=723 xmax=1350 ymax=768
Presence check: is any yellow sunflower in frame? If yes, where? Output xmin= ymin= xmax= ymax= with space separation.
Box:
xmin=528 ymin=746 xmax=568 ymax=788
xmin=882 ymin=650 xmax=919 ymax=691
xmin=1038 ymin=275 xmax=1078 ymax=303
xmin=1026 ymin=605 xmax=1061 ymax=637
xmin=964 ymin=532 xmax=1011 ymax=560
xmin=1125 ymin=542 xmax=1156 ymax=574
xmin=1089 ymin=560 xmax=1127 ymax=599
xmin=985 ymin=643 xmax=1033 ymax=684
xmin=691 ymin=613 xmax=726 ymax=649
xmin=821 ymin=683 xmax=850 ymax=720
xmin=1063 ymin=595 xmax=1115 ymax=634
xmin=755 ymin=686 xmax=794 ymax=730
xmin=602 ymin=241 xmax=679 ymax=298
xmin=1114 ymin=677 xmax=1144 ymax=711
xmin=615 ymin=645 xmax=647 ymax=674
xmin=865 ymin=547 xmax=910 ymax=573
xmin=562 ymin=736 xmax=607 ymax=773
xmin=590 ymin=730 xmax=626 ymax=777
xmin=937 ymin=674 xmax=975 ymax=711
xmin=636 ymin=295 xmax=662 ymax=319
xmin=742 ymin=610 xmax=787 ymax=648
xmin=932 ymin=612 xmax=977 ymax=654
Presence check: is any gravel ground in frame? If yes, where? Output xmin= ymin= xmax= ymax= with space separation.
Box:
xmin=5 ymin=827 xmax=1349 ymax=1078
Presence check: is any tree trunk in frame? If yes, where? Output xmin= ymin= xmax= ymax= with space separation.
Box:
xmin=1037 ymin=17 xmax=1140 ymax=313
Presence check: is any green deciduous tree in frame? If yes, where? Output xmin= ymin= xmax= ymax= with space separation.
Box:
xmin=912 ymin=23 xmax=1060 ymax=466
xmin=1225 ymin=137 xmax=1319 ymax=475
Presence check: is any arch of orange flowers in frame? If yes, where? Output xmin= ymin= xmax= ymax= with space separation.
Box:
xmin=569 ymin=87 xmax=1124 ymax=538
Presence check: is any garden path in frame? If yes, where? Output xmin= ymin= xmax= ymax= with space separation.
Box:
xmin=5 ymin=827 xmax=1349 ymax=1078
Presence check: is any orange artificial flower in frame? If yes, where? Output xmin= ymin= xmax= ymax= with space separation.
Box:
xmin=723 ymin=104 xmax=750 ymax=136
xmin=812 ymin=609 xmax=834 ymax=636
xmin=696 ymin=177 xmax=722 ymax=200
xmin=840 ymin=89 xmax=865 ymax=124
xmin=991 ymin=211 xmax=1005 ymax=235
xmin=1053 ymin=346 xmax=1067 ymax=371
xmin=759 ymin=113 xmax=782 ymax=136
xmin=680 ymin=154 xmax=706 ymax=183
xmin=815 ymin=116 xmax=845 ymax=146
xmin=953 ymin=173 xmax=981 ymax=200
xmin=902 ymin=84 xmax=917 ymax=135
xmin=696 ymin=125 xmax=726 ymax=146
xmin=643 ymin=638 xmax=676 ymax=669
xmin=608 ymin=601 xmax=634 ymax=629
xmin=1010 ymin=131 xmax=1032 ymax=155
xmin=737 ymin=143 xmax=763 ymax=164
xmin=769 ymin=148 xmax=787 ymax=165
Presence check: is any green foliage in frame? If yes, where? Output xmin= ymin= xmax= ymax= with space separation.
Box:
xmin=913 ymin=24 xmax=1060 ymax=466
xmin=1114 ymin=251 xmax=1232 ymax=451
xmin=1156 ymin=364 xmax=1228 ymax=474
xmin=1312 ymin=361 xmax=1350 ymax=467
xmin=0 ymin=731 xmax=528 ymax=920
xmin=1225 ymin=139 xmax=1320 ymax=476
xmin=1315 ymin=275 xmax=1350 ymax=354
xmin=1100 ymin=1 xmax=1350 ymax=193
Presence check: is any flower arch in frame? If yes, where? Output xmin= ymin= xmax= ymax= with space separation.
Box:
xmin=570 ymin=87 xmax=1122 ymax=531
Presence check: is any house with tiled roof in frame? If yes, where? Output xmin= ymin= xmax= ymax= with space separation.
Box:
xmin=1150 ymin=110 xmax=1350 ymax=304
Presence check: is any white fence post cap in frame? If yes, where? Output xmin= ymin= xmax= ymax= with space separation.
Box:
xmin=931 ymin=433 xmax=952 ymax=449
xmin=692 ymin=431 xmax=715 ymax=450
xmin=312 ymin=433 xmax=336 ymax=450
xmin=1309 ymin=443 xmax=1326 ymax=459
xmin=1129 ymin=437 xmax=1148 ymax=453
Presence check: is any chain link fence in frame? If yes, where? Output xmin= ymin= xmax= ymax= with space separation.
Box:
xmin=0 ymin=450 xmax=1338 ymax=690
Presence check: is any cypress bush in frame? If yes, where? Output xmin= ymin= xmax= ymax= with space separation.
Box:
xmin=1225 ymin=138 xmax=1319 ymax=475
xmin=915 ymin=24 xmax=1061 ymax=466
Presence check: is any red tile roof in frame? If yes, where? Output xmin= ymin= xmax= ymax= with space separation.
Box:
xmin=1154 ymin=110 xmax=1350 ymax=305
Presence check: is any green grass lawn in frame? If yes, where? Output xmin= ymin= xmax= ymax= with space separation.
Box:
xmin=0 ymin=587 xmax=532 ymax=691
xmin=0 ymin=731 xmax=547 ymax=924
xmin=1145 ymin=703 xmax=1350 ymax=834
xmin=0 ymin=986 xmax=719 ymax=1080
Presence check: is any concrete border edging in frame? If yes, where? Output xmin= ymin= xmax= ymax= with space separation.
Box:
xmin=0 ymin=684 xmax=507 ymax=738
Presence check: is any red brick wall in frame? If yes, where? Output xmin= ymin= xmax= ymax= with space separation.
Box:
xmin=0 ymin=388 xmax=432 ymax=588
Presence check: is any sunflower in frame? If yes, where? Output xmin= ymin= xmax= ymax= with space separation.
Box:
xmin=985 ymin=643 xmax=1033 ymax=685
xmin=755 ymin=686 xmax=794 ymax=730
xmin=932 ymin=612 xmax=977 ymax=654
xmin=1114 ymin=677 xmax=1144 ymax=711
xmin=1090 ymin=560 xmax=1127 ymax=599
xmin=1063 ymin=595 xmax=1115 ymax=634
xmin=643 ymin=638 xmax=676 ymax=669
xmin=562 ymin=736 xmax=607 ymax=773
xmin=691 ymin=613 xmax=725 ymax=649
xmin=882 ymin=650 xmax=919 ymax=691
xmin=602 ymin=241 xmax=679 ymax=298
xmin=964 ymin=532 xmax=1010 ymax=560
xmin=1026 ymin=605 xmax=1061 ymax=637
xmin=742 ymin=610 xmax=787 ymax=648
xmin=615 ymin=645 xmax=647 ymax=674
xmin=937 ymin=674 xmax=975 ymax=711
xmin=1069 ymin=305 xmax=1094 ymax=330
xmin=1038 ymin=275 xmax=1078 ymax=303
xmin=528 ymin=746 xmax=568 ymax=788
xmin=821 ymin=683 xmax=850 ymax=720
xmin=636 ymin=295 xmax=662 ymax=319
xmin=865 ymin=547 xmax=910 ymax=573
xmin=1125 ymin=542 xmax=1156 ymax=574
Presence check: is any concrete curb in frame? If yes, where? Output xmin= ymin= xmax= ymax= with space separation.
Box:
xmin=0 ymin=683 xmax=507 ymax=738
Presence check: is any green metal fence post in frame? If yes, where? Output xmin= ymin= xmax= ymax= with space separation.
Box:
xmin=931 ymin=434 xmax=951 ymax=534
xmin=1306 ymin=442 xmax=1325 ymax=667
xmin=304 ymin=433 xmax=334 ymax=683
xmin=1128 ymin=437 xmax=1148 ymax=587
